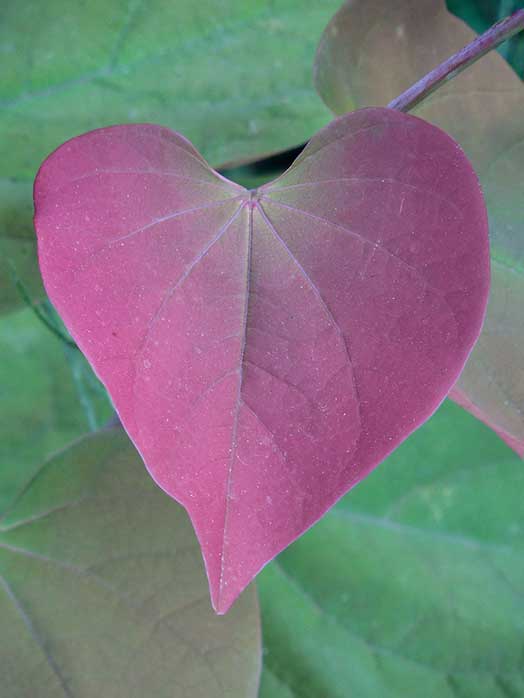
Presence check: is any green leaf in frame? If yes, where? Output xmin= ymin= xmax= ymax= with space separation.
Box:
xmin=0 ymin=179 xmax=45 ymax=314
xmin=313 ymin=0 xmax=524 ymax=455
xmin=0 ymin=308 xmax=111 ymax=513
xmin=0 ymin=0 xmax=341 ymax=313
xmin=0 ymin=428 xmax=261 ymax=696
xmin=258 ymin=400 xmax=524 ymax=698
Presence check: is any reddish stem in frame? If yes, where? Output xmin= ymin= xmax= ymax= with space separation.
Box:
xmin=388 ymin=9 xmax=524 ymax=112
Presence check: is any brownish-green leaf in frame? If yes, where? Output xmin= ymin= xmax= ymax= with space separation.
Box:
xmin=0 ymin=428 xmax=261 ymax=697
xmin=314 ymin=0 xmax=524 ymax=456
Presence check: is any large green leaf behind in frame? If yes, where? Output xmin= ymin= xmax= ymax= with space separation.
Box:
xmin=0 ymin=308 xmax=112 ymax=514
xmin=1 ymin=0 xmax=341 ymax=312
xmin=259 ymin=400 xmax=524 ymax=697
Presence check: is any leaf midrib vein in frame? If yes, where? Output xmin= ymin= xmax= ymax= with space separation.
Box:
xmin=217 ymin=198 xmax=252 ymax=609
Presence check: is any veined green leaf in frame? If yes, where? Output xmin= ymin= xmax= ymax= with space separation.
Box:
xmin=259 ymin=399 xmax=524 ymax=697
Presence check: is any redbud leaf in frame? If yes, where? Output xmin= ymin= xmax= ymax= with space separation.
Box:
xmin=0 ymin=427 xmax=261 ymax=697
xmin=314 ymin=0 xmax=524 ymax=456
xmin=34 ymin=108 xmax=489 ymax=612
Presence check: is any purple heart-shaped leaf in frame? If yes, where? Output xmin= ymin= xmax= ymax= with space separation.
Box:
xmin=34 ymin=108 xmax=490 ymax=612
xmin=313 ymin=0 xmax=524 ymax=458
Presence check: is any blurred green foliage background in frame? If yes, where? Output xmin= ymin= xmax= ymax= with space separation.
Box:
xmin=1 ymin=1 xmax=523 ymax=696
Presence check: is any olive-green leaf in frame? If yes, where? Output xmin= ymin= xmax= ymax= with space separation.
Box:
xmin=313 ymin=0 xmax=524 ymax=456
xmin=0 ymin=428 xmax=261 ymax=697
xmin=1 ymin=0 xmax=341 ymax=313
xmin=258 ymin=400 xmax=524 ymax=698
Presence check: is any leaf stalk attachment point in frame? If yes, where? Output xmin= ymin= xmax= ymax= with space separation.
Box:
xmin=388 ymin=9 xmax=524 ymax=112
